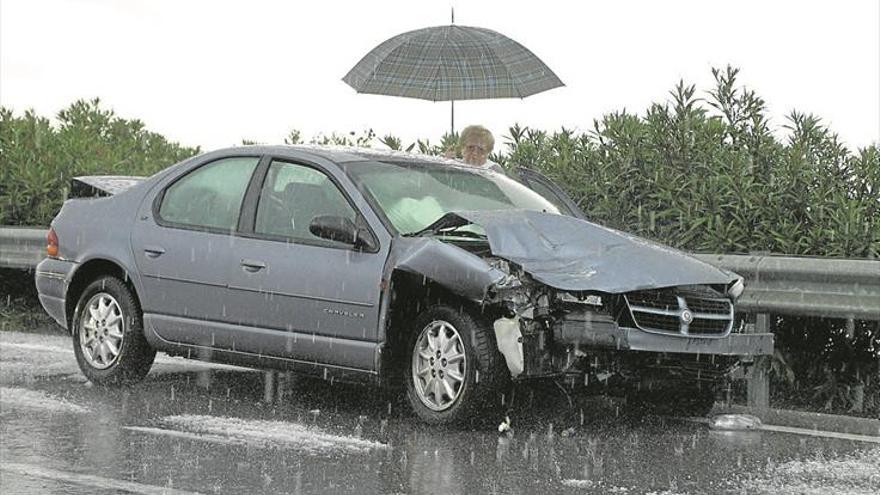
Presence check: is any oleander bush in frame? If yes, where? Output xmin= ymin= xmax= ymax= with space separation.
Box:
xmin=1 ymin=67 xmax=877 ymax=415
xmin=0 ymin=98 xmax=200 ymax=225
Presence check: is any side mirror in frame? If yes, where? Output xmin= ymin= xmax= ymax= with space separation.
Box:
xmin=309 ymin=215 xmax=377 ymax=252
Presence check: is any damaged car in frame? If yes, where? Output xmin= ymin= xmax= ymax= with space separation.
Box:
xmin=35 ymin=146 xmax=773 ymax=424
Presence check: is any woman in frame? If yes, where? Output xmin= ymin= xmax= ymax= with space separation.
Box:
xmin=456 ymin=125 xmax=506 ymax=174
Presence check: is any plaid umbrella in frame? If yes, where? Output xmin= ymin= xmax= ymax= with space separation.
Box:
xmin=343 ymin=24 xmax=564 ymax=132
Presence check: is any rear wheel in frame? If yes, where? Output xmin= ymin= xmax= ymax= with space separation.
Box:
xmin=72 ymin=276 xmax=155 ymax=385
xmin=404 ymin=304 xmax=509 ymax=425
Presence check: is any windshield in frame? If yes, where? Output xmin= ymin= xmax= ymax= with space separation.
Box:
xmin=346 ymin=161 xmax=560 ymax=235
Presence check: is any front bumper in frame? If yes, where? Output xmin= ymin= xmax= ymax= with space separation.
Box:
xmin=625 ymin=328 xmax=774 ymax=356
xmin=556 ymin=321 xmax=774 ymax=356
xmin=35 ymin=257 xmax=78 ymax=330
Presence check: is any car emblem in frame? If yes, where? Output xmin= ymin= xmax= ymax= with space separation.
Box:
xmin=680 ymin=309 xmax=694 ymax=324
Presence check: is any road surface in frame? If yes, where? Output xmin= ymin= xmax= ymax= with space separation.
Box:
xmin=1 ymin=329 xmax=877 ymax=494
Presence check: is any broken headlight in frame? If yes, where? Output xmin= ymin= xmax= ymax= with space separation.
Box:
xmin=727 ymin=277 xmax=745 ymax=301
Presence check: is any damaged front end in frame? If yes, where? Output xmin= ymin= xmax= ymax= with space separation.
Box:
xmin=388 ymin=209 xmax=773 ymax=389
xmin=487 ymin=265 xmax=773 ymax=382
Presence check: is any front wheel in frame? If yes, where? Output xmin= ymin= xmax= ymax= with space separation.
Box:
xmin=404 ymin=304 xmax=509 ymax=425
xmin=72 ymin=276 xmax=155 ymax=385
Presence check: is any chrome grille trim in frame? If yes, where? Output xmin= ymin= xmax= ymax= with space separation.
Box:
xmin=624 ymin=290 xmax=734 ymax=338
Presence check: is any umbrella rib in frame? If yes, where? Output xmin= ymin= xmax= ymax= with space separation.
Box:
xmin=363 ymin=34 xmax=411 ymax=92
xmin=431 ymin=26 xmax=451 ymax=102
xmin=477 ymin=26 xmax=563 ymax=98
xmin=476 ymin=28 xmax=524 ymax=99
xmin=345 ymin=27 xmax=422 ymax=95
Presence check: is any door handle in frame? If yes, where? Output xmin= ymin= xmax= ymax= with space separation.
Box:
xmin=144 ymin=246 xmax=166 ymax=258
xmin=240 ymin=259 xmax=266 ymax=272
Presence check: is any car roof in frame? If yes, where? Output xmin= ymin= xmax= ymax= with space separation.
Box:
xmin=230 ymin=144 xmax=468 ymax=167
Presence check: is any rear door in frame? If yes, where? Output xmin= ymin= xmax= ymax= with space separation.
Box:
xmin=221 ymin=158 xmax=389 ymax=372
xmin=131 ymin=155 xmax=262 ymax=346
xmin=515 ymin=167 xmax=586 ymax=219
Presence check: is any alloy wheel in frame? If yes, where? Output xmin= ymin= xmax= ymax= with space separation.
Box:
xmin=411 ymin=320 xmax=467 ymax=411
xmin=79 ymin=292 xmax=125 ymax=370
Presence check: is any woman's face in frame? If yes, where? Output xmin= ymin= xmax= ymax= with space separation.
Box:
xmin=462 ymin=139 xmax=490 ymax=166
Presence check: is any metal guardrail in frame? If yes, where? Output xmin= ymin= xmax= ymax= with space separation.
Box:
xmin=0 ymin=227 xmax=47 ymax=270
xmin=2 ymin=226 xmax=879 ymax=322
xmin=693 ymin=254 xmax=880 ymax=321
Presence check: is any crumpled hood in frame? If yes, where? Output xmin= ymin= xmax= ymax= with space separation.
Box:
xmin=429 ymin=210 xmax=738 ymax=293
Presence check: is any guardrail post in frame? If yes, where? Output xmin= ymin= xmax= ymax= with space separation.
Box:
xmin=263 ymin=371 xmax=276 ymax=403
xmin=746 ymin=313 xmax=771 ymax=409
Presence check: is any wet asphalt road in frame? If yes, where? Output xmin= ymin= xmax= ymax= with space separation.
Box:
xmin=1 ymin=329 xmax=878 ymax=495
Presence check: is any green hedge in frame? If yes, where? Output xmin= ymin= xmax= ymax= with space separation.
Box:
xmin=0 ymin=98 xmax=200 ymax=225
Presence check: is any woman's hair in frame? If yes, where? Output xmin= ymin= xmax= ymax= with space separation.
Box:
xmin=460 ymin=125 xmax=495 ymax=152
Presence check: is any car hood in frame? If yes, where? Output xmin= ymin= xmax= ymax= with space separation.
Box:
xmin=425 ymin=210 xmax=738 ymax=293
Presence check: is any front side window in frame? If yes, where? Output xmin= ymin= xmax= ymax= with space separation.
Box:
xmin=347 ymin=161 xmax=559 ymax=235
xmin=255 ymin=160 xmax=357 ymax=243
xmin=158 ymin=157 xmax=259 ymax=230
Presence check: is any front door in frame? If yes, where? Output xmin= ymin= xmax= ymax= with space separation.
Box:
xmin=223 ymin=159 xmax=388 ymax=371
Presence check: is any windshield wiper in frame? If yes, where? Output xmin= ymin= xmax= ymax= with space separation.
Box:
xmin=403 ymin=212 xmax=471 ymax=237
xmin=434 ymin=228 xmax=486 ymax=239
xmin=403 ymin=226 xmax=486 ymax=239
xmin=403 ymin=213 xmax=487 ymax=239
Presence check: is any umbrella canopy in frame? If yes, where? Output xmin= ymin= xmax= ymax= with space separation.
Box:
xmin=343 ymin=25 xmax=564 ymax=103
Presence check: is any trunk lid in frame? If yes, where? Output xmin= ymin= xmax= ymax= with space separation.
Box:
xmin=69 ymin=176 xmax=145 ymax=198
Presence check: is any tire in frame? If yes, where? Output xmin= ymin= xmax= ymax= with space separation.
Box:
xmin=71 ymin=276 xmax=156 ymax=385
xmin=404 ymin=304 xmax=509 ymax=425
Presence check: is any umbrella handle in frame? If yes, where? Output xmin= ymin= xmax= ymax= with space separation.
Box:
xmin=450 ymin=100 xmax=454 ymax=137
xmin=450 ymin=5 xmax=455 ymax=135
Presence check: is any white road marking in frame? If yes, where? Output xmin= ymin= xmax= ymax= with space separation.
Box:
xmin=125 ymin=414 xmax=387 ymax=454
xmin=123 ymin=426 xmax=240 ymax=446
xmin=759 ymin=424 xmax=880 ymax=445
xmin=0 ymin=387 xmax=89 ymax=414
xmin=561 ymin=478 xmax=596 ymax=488
xmin=0 ymin=462 xmax=203 ymax=495
xmin=0 ymin=340 xmax=254 ymax=372
xmin=686 ymin=416 xmax=880 ymax=444
xmin=0 ymin=342 xmax=69 ymax=354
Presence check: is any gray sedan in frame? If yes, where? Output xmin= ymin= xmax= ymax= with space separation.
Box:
xmin=35 ymin=146 xmax=772 ymax=424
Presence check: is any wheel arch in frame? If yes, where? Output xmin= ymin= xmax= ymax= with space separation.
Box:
xmin=65 ymin=258 xmax=142 ymax=331
xmin=380 ymin=269 xmax=504 ymax=384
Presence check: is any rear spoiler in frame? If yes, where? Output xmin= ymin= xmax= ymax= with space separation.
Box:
xmin=69 ymin=176 xmax=145 ymax=198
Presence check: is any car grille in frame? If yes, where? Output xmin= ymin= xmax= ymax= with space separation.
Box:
xmin=624 ymin=287 xmax=733 ymax=337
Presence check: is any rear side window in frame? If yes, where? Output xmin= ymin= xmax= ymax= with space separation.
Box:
xmin=159 ymin=157 xmax=259 ymax=230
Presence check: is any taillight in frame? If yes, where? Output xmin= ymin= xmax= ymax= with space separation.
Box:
xmin=47 ymin=228 xmax=59 ymax=258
